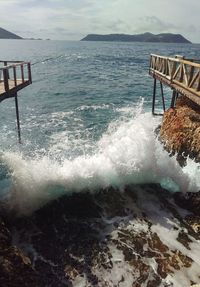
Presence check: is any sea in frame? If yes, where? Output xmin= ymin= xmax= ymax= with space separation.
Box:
xmin=1 ymin=40 xmax=200 ymax=287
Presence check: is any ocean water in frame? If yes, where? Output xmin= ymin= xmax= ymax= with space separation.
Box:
xmin=1 ymin=40 xmax=200 ymax=287
xmin=0 ymin=40 xmax=200 ymax=213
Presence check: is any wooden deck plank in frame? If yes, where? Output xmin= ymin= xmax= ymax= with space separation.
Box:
xmin=0 ymin=79 xmax=31 ymax=100
xmin=0 ymin=79 xmax=22 ymax=93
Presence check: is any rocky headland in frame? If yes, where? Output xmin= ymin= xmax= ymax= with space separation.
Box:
xmin=0 ymin=27 xmax=22 ymax=39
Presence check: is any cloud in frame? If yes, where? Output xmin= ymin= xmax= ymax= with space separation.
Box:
xmin=105 ymin=20 xmax=131 ymax=33
xmin=134 ymin=16 xmax=178 ymax=34
xmin=0 ymin=0 xmax=200 ymax=42
xmin=89 ymin=18 xmax=131 ymax=34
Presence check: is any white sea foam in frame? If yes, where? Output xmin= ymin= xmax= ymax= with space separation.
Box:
xmin=1 ymin=104 xmax=200 ymax=215
xmin=76 ymin=104 xmax=112 ymax=111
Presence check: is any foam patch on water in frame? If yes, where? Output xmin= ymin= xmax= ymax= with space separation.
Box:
xmin=77 ymin=104 xmax=112 ymax=111
xmin=93 ymin=246 xmax=135 ymax=287
xmin=1 ymin=104 xmax=200 ymax=215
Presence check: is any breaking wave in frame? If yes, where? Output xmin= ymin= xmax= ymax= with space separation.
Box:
xmin=0 ymin=102 xmax=200 ymax=215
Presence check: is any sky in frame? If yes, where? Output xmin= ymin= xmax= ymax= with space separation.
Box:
xmin=0 ymin=0 xmax=200 ymax=42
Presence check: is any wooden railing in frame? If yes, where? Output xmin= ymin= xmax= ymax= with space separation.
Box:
xmin=0 ymin=61 xmax=32 ymax=93
xmin=149 ymin=54 xmax=200 ymax=98
xmin=0 ymin=60 xmax=32 ymax=143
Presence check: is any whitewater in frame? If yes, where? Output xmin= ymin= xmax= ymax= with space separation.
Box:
xmin=1 ymin=40 xmax=200 ymax=287
xmin=1 ymin=102 xmax=200 ymax=215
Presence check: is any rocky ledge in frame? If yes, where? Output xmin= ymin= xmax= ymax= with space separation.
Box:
xmin=1 ymin=186 xmax=200 ymax=287
xmin=160 ymin=95 xmax=200 ymax=165
xmin=0 ymin=214 xmax=42 ymax=287
xmin=159 ymin=92 xmax=200 ymax=235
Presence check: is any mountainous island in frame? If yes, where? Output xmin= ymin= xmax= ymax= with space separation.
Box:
xmin=0 ymin=27 xmax=22 ymax=39
xmin=0 ymin=27 xmax=50 ymax=40
xmin=81 ymin=32 xmax=191 ymax=43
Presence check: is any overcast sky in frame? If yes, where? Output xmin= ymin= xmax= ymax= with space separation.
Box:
xmin=0 ymin=0 xmax=200 ymax=42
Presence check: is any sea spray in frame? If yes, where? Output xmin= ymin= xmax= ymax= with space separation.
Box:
xmin=1 ymin=106 xmax=200 ymax=215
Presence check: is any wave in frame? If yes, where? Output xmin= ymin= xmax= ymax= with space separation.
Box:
xmin=0 ymin=102 xmax=200 ymax=215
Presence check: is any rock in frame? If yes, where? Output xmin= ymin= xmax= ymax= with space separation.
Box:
xmin=0 ymin=216 xmax=12 ymax=250
xmin=160 ymin=95 xmax=200 ymax=164
xmin=2 ymin=185 xmax=200 ymax=286
xmin=174 ymin=191 xmax=200 ymax=215
xmin=160 ymin=96 xmax=200 ymax=245
xmin=0 ymin=215 xmax=42 ymax=287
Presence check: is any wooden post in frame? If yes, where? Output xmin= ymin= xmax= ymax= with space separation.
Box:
xmin=152 ymin=78 xmax=157 ymax=115
xmin=28 ymin=63 xmax=32 ymax=83
xmin=13 ymin=66 xmax=17 ymax=86
xmin=21 ymin=64 xmax=24 ymax=83
xmin=4 ymin=61 xmax=9 ymax=80
xmin=3 ymin=68 xmax=9 ymax=91
xmin=160 ymin=82 xmax=165 ymax=112
xmin=14 ymin=93 xmax=21 ymax=144
xmin=170 ymin=90 xmax=177 ymax=108
xmin=180 ymin=63 xmax=184 ymax=82
xmin=197 ymin=72 xmax=200 ymax=91
xmin=171 ymin=61 xmax=176 ymax=81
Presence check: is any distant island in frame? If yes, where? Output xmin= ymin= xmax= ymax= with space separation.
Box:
xmin=81 ymin=32 xmax=191 ymax=43
xmin=0 ymin=27 xmax=22 ymax=39
xmin=0 ymin=27 xmax=50 ymax=40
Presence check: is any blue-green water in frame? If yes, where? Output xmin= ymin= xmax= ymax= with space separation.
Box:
xmin=0 ymin=40 xmax=200 ymax=214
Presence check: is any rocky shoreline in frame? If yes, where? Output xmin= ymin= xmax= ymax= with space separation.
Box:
xmin=1 ymin=185 xmax=200 ymax=286
xmin=1 ymin=95 xmax=200 ymax=286
xmin=0 ymin=214 xmax=42 ymax=287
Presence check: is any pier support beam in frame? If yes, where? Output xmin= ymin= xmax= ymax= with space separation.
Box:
xmin=14 ymin=93 xmax=21 ymax=144
xmin=152 ymin=78 xmax=166 ymax=115
xmin=171 ymin=90 xmax=178 ymax=108
xmin=160 ymin=82 xmax=165 ymax=112
xmin=152 ymin=78 xmax=157 ymax=115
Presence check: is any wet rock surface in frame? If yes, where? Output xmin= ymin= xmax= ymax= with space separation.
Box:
xmin=0 ymin=214 xmax=42 ymax=287
xmin=174 ymin=191 xmax=200 ymax=215
xmin=1 ymin=184 xmax=200 ymax=287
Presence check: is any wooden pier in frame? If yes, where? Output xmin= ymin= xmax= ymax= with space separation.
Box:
xmin=149 ymin=54 xmax=200 ymax=114
xmin=0 ymin=60 xmax=32 ymax=142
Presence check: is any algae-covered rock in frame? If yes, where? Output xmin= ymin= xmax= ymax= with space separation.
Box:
xmin=160 ymin=95 xmax=200 ymax=164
